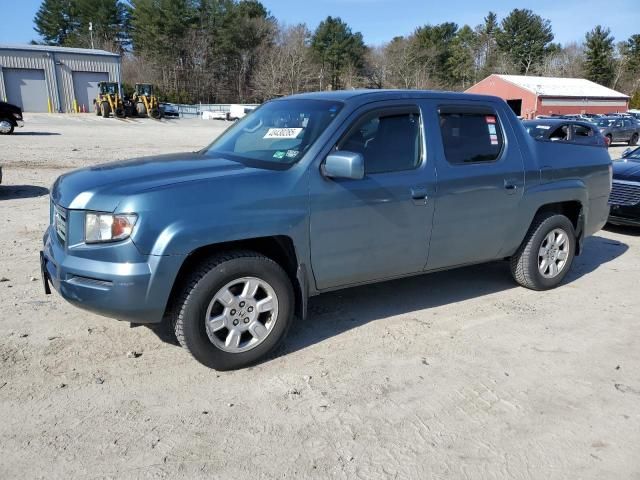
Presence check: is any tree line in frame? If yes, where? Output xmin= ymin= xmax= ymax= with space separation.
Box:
xmin=34 ymin=0 xmax=640 ymax=107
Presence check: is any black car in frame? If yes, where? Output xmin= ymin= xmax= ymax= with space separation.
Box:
xmin=523 ymin=119 xmax=607 ymax=147
xmin=609 ymin=147 xmax=640 ymax=226
xmin=0 ymin=101 xmax=24 ymax=135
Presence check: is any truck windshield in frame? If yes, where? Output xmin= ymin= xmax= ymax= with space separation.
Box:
xmin=204 ymin=99 xmax=343 ymax=166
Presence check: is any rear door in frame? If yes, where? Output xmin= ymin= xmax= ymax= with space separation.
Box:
xmin=425 ymin=101 xmax=525 ymax=270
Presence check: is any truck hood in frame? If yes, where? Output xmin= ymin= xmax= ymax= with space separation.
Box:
xmin=612 ymin=159 xmax=640 ymax=182
xmin=51 ymin=152 xmax=268 ymax=211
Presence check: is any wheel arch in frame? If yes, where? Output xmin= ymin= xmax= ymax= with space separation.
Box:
xmin=164 ymin=235 xmax=306 ymax=322
xmin=531 ymin=200 xmax=585 ymax=254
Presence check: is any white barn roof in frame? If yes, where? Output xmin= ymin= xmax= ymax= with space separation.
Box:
xmin=497 ymin=74 xmax=629 ymax=99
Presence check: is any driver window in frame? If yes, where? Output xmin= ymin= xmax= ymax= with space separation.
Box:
xmin=338 ymin=109 xmax=422 ymax=174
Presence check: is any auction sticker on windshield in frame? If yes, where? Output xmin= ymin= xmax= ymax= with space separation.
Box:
xmin=264 ymin=128 xmax=303 ymax=139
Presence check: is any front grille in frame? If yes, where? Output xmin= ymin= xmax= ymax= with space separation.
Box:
xmin=609 ymin=180 xmax=640 ymax=207
xmin=54 ymin=204 xmax=67 ymax=244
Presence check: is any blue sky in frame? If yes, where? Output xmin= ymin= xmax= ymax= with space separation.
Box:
xmin=1 ymin=0 xmax=637 ymax=46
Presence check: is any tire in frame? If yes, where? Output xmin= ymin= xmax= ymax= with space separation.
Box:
xmin=629 ymin=133 xmax=639 ymax=146
xmin=100 ymin=102 xmax=110 ymax=118
xmin=136 ymin=102 xmax=147 ymax=116
xmin=94 ymin=103 xmax=101 ymax=116
xmin=150 ymin=108 xmax=160 ymax=119
xmin=115 ymin=107 xmax=125 ymax=118
xmin=173 ymin=251 xmax=295 ymax=370
xmin=0 ymin=117 xmax=14 ymax=135
xmin=606 ymin=134 xmax=613 ymax=146
xmin=510 ymin=212 xmax=576 ymax=291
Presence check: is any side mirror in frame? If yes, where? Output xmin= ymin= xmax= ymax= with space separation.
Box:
xmin=622 ymin=147 xmax=632 ymax=157
xmin=323 ymin=151 xmax=364 ymax=180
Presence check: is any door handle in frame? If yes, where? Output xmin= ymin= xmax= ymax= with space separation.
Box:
xmin=410 ymin=187 xmax=428 ymax=205
xmin=504 ymin=180 xmax=518 ymax=194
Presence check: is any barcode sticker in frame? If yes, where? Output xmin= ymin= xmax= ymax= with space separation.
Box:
xmin=264 ymin=128 xmax=303 ymax=139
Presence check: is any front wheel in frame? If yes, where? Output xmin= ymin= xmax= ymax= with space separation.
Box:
xmin=0 ymin=117 xmax=14 ymax=135
xmin=510 ymin=213 xmax=576 ymax=290
xmin=173 ymin=251 xmax=294 ymax=370
xmin=100 ymin=101 xmax=110 ymax=118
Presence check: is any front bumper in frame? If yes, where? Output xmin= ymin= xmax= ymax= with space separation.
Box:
xmin=607 ymin=204 xmax=640 ymax=227
xmin=16 ymin=120 xmax=24 ymax=128
xmin=41 ymin=225 xmax=184 ymax=323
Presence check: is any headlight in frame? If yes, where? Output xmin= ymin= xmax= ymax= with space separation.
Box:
xmin=85 ymin=212 xmax=137 ymax=243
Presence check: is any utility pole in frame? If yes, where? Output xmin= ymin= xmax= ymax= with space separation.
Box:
xmin=89 ymin=22 xmax=94 ymax=49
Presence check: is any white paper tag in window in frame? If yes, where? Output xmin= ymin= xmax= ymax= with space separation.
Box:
xmin=263 ymin=128 xmax=303 ymax=139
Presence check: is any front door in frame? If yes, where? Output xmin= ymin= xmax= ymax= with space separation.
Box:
xmin=426 ymin=101 xmax=525 ymax=270
xmin=309 ymin=103 xmax=435 ymax=290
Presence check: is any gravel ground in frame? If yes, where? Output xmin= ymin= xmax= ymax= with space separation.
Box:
xmin=0 ymin=114 xmax=639 ymax=479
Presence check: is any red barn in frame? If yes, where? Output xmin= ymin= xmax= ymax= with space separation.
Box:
xmin=466 ymin=74 xmax=630 ymax=119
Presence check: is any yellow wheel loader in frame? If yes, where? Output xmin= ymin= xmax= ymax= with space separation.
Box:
xmin=132 ymin=83 xmax=162 ymax=119
xmin=94 ymin=82 xmax=125 ymax=118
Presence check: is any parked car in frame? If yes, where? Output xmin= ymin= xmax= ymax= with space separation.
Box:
xmin=608 ymin=146 xmax=640 ymax=226
xmin=0 ymin=101 xmax=24 ymax=135
xmin=522 ymin=119 xmax=607 ymax=147
xmin=41 ymin=90 xmax=612 ymax=370
xmin=595 ymin=117 xmax=640 ymax=146
xmin=159 ymin=103 xmax=179 ymax=118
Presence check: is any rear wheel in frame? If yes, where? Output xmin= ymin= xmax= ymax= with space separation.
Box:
xmin=100 ymin=102 xmax=110 ymax=118
xmin=115 ymin=107 xmax=125 ymax=118
xmin=94 ymin=102 xmax=101 ymax=116
xmin=510 ymin=213 xmax=576 ymax=290
xmin=629 ymin=133 xmax=639 ymax=146
xmin=173 ymin=251 xmax=294 ymax=370
xmin=0 ymin=118 xmax=14 ymax=135
xmin=606 ymin=134 xmax=613 ymax=146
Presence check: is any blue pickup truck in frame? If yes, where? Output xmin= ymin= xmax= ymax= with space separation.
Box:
xmin=41 ymin=90 xmax=612 ymax=370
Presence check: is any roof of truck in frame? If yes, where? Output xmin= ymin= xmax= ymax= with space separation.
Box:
xmin=282 ymin=89 xmax=503 ymax=104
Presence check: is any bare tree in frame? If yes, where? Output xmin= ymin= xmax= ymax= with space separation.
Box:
xmin=253 ymin=23 xmax=317 ymax=99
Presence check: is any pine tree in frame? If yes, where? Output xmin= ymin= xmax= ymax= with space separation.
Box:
xmin=496 ymin=9 xmax=554 ymax=75
xmin=584 ymin=25 xmax=615 ymax=86
xmin=34 ymin=0 xmax=76 ymax=45
xmin=311 ymin=16 xmax=366 ymax=90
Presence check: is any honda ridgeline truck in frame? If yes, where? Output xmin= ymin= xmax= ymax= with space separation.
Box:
xmin=41 ymin=90 xmax=612 ymax=370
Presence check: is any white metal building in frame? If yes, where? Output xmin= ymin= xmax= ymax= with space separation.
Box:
xmin=0 ymin=44 xmax=121 ymax=113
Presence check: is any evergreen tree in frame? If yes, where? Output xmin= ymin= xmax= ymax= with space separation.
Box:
xmin=476 ymin=12 xmax=499 ymax=76
xmin=34 ymin=0 xmax=128 ymax=50
xmin=584 ymin=25 xmax=615 ymax=86
xmin=496 ymin=9 xmax=554 ymax=74
xmin=311 ymin=16 xmax=366 ymax=90
xmin=34 ymin=0 xmax=76 ymax=45
xmin=412 ymin=22 xmax=458 ymax=87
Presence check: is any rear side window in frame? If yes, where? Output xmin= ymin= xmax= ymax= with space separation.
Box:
xmin=573 ymin=125 xmax=594 ymax=138
xmin=338 ymin=107 xmax=421 ymax=174
xmin=438 ymin=106 xmax=503 ymax=164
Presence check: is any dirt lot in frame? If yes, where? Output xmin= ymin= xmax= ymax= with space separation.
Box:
xmin=1 ymin=114 xmax=639 ymax=479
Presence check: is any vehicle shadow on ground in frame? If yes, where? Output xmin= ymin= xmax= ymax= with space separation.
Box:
xmin=11 ymin=132 xmax=61 ymax=136
xmin=147 ymin=234 xmax=629 ymax=357
xmin=280 ymin=234 xmax=628 ymax=358
xmin=0 ymin=185 xmax=50 ymax=200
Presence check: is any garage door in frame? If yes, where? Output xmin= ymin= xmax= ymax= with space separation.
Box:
xmin=72 ymin=71 xmax=109 ymax=112
xmin=3 ymin=68 xmax=49 ymax=112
